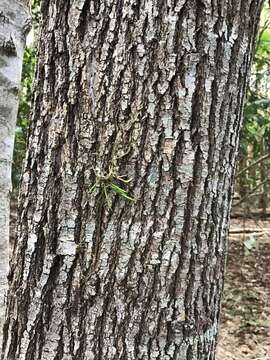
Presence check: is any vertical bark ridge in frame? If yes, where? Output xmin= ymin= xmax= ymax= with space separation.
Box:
xmin=2 ymin=0 xmax=263 ymax=359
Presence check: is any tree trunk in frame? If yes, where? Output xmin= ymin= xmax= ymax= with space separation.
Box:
xmin=0 ymin=0 xmax=30 ymax=346
xmin=2 ymin=1 xmax=263 ymax=359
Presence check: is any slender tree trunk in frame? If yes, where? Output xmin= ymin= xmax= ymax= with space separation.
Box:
xmin=0 ymin=0 xmax=30 ymax=346
xmin=259 ymin=139 xmax=268 ymax=212
xmin=2 ymin=1 xmax=263 ymax=359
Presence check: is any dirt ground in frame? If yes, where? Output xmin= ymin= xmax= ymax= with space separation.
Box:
xmin=216 ymin=218 xmax=270 ymax=360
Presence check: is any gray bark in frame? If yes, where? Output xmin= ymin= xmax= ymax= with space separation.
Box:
xmin=2 ymin=0 xmax=263 ymax=359
xmin=0 ymin=0 xmax=30 ymax=346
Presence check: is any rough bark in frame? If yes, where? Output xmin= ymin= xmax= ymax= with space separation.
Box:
xmin=0 ymin=0 xmax=30 ymax=346
xmin=2 ymin=0 xmax=263 ymax=359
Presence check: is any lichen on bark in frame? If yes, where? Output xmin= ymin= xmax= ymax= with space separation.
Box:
xmin=2 ymin=0 xmax=264 ymax=359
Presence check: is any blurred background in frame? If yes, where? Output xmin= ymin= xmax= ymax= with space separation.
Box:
xmin=11 ymin=1 xmax=270 ymax=359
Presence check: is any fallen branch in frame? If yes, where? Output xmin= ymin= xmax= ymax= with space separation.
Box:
xmin=229 ymin=228 xmax=270 ymax=234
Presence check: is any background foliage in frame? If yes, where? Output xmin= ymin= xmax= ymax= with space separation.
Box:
xmin=12 ymin=0 xmax=39 ymax=189
xmin=235 ymin=2 xmax=270 ymax=211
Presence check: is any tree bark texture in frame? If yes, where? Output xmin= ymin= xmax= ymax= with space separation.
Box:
xmin=0 ymin=0 xmax=30 ymax=346
xmin=2 ymin=0 xmax=263 ymax=359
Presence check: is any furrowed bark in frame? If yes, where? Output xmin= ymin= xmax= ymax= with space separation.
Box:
xmin=2 ymin=0 xmax=263 ymax=359
xmin=0 ymin=0 xmax=30 ymax=346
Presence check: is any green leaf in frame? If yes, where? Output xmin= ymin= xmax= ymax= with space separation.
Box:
xmin=109 ymin=183 xmax=129 ymax=195
xmin=109 ymin=183 xmax=135 ymax=202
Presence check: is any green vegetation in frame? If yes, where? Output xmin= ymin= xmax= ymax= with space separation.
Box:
xmin=12 ymin=0 xmax=39 ymax=189
xmin=89 ymin=170 xmax=135 ymax=208
xmin=13 ymin=47 xmax=36 ymax=188
xmin=235 ymin=2 xmax=270 ymax=210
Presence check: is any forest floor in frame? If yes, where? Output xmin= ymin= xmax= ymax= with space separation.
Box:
xmin=9 ymin=207 xmax=270 ymax=359
xmin=217 ymin=218 xmax=270 ymax=360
